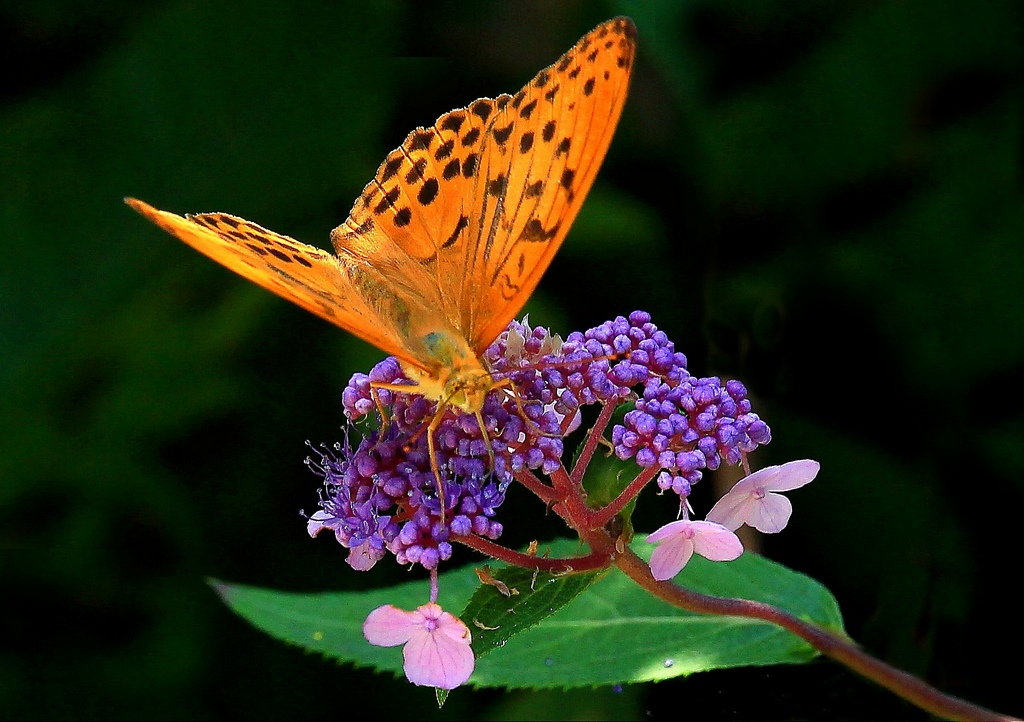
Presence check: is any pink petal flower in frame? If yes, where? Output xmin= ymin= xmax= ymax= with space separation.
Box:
xmin=645 ymin=519 xmax=743 ymax=581
xmin=706 ymin=459 xmax=820 ymax=533
xmin=363 ymin=603 xmax=475 ymax=690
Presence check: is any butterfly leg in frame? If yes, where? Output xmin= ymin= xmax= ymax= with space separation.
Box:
xmin=425 ymin=406 xmax=449 ymax=520
xmin=367 ymin=379 xmax=424 ymax=437
xmin=368 ymin=384 xmax=393 ymax=437
xmin=473 ymin=408 xmax=496 ymax=479
xmin=366 ymin=379 xmax=453 ymax=519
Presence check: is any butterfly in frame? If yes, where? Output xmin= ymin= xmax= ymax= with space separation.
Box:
xmin=126 ymin=17 xmax=636 ymax=510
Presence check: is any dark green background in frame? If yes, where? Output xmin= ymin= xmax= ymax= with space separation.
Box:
xmin=2 ymin=1 xmax=1021 ymax=719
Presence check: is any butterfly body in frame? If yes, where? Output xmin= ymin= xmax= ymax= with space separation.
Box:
xmin=400 ymin=329 xmax=492 ymax=415
xmin=127 ymin=17 xmax=636 ymax=499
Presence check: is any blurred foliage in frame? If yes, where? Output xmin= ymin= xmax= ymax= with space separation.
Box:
xmin=1 ymin=0 xmax=1021 ymax=719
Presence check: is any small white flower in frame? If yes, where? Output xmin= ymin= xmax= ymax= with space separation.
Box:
xmin=363 ymin=603 xmax=475 ymax=689
xmin=706 ymin=459 xmax=820 ymax=533
xmin=645 ymin=519 xmax=744 ymax=581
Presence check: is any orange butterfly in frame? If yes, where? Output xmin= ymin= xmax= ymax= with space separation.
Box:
xmin=127 ymin=17 xmax=635 ymax=507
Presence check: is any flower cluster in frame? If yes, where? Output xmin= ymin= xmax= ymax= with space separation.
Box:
xmin=306 ymin=312 xmax=774 ymax=571
xmin=613 ymin=375 xmax=772 ymax=495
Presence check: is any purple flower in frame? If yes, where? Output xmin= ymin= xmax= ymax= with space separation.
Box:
xmin=306 ymin=313 xmax=773 ymax=569
xmin=613 ymin=375 xmax=771 ymax=494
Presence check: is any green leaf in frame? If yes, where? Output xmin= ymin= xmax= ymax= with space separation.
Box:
xmin=460 ymin=565 xmax=607 ymax=659
xmin=213 ymin=538 xmax=844 ymax=689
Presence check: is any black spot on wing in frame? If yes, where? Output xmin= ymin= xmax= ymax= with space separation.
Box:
xmin=542 ymin=120 xmax=556 ymax=142
xmin=487 ymin=173 xmax=507 ymax=197
xmin=405 ymin=158 xmax=427 ymax=184
xmin=440 ymin=112 xmax=465 ymax=133
xmin=471 ymin=99 xmax=493 ymax=122
xmin=417 ymin=178 xmax=439 ymax=206
xmin=408 ymin=130 xmax=434 ymax=151
xmin=267 ymin=247 xmax=291 ymax=263
xmin=492 ymin=122 xmax=514 ymax=145
xmin=520 ymin=218 xmax=560 ymax=242
xmin=374 ymin=186 xmax=400 ymax=214
xmin=381 ymin=154 xmax=403 ymax=182
xmin=442 ymin=215 xmax=469 ymax=249
xmin=435 ymin=139 xmax=454 ymax=160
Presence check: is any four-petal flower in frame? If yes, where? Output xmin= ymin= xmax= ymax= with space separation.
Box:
xmin=645 ymin=519 xmax=744 ymax=581
xmin=705 ymin=459 xmax=819 ymax=533
xmin=363 ymin=603 xmax=475 ymax=689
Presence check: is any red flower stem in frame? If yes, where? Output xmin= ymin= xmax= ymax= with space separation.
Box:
xmin=569 ymin=400 xmax=618 ymax=485
xmin=613 ymin=546 xmax=1017 ymax=722
xmin=545 ymin=464 xmax=595 ymax=529
xmin=515 ymin=467 xmax=559 ymax=502
xmin=588 ymin=465 xmax=660 ymax=529
xmin=456 ymin=533 xmax=609 ymax=572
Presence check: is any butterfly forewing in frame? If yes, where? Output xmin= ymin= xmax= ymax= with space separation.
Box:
xmin=466 ymin=17 xmax=636 ymax=351
xmin=334 ymin=16 xmax=636 ymax=357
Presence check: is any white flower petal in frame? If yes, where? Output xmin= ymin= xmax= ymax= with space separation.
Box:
xmin=648 ymin=527 xmax=695 ymax=581
xmin=645 ymin=519 xmax=691 ymax=544
xmin=362 ymin=604 xmax=421 ymax=647
xmin=689 ymin=521 xmax=744 ymax=561
xmin=762 ymin=459 xmax=820 ymax=492
xmin=346 ymin=541 xmax=382 ymax=571
xmin=746 ymin=492 xmax=793 ymax=533
xmin=401 ymin=607 xmax=475 ymax=689
xmin=306 ymin=510 xmax=331 ymax=537
xmin=704 ymin=491 xmax=751 ymax=531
